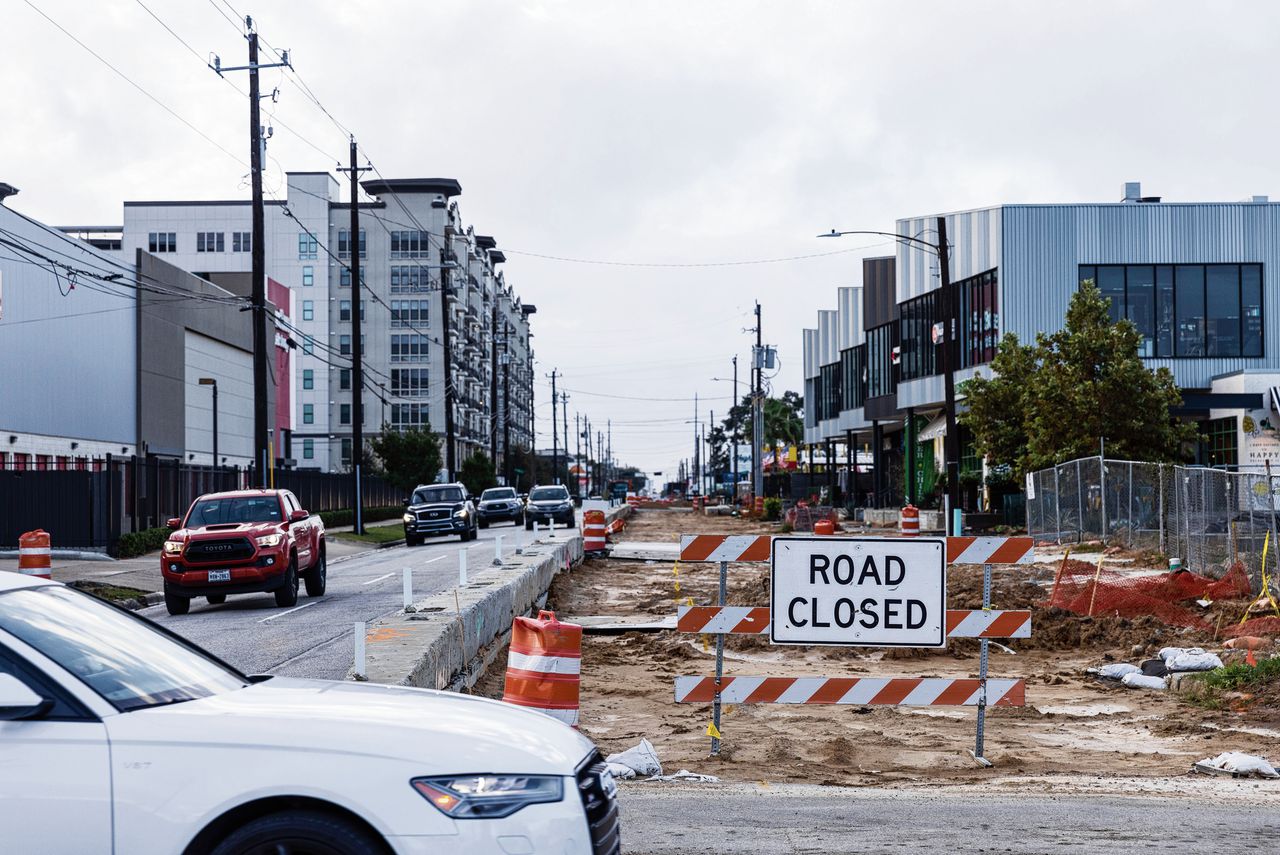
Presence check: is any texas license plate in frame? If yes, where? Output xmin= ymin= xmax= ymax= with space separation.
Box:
xmin=207 ymin=570 xmax=231 ymax=582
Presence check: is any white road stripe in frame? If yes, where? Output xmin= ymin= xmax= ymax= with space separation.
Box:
xmin=362 ymin=572 xmax=395 ymax=586
xmin=258 ymin=601 xmax=318 ymax=623
xmin=421 ymin=555 xmax=447 ymax=564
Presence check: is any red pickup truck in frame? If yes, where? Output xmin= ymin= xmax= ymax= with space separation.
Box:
xmin=160 ymin=489 xmax=326 ymax=616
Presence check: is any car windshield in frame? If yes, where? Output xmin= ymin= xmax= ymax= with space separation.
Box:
xmin=481 ymin=488 xmax=516 ymax=501
xmin=414 ymin=486 xmax=463 ymax=504
xmin=187 ymin=496 xmax=282 ymax=525
xmin=530 ymin=487 xmax=568 ymax=501
xmin=0 ymin=586 xmax=247 ymax=712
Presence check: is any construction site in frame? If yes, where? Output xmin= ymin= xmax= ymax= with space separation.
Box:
xmin=477 ymin=504 xmax=1280 ymax=791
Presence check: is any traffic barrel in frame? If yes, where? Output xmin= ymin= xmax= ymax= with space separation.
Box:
xmin=814 ymin=518 xmax=835 ymax=536
xmin=502 ymin=610 xmax=581 ymax=727
xmin=754 ymin=496 xmax=764 ymax=518
xmin=583 ymin=510 xmax=607 ymax=555
xmin=17 ymin=530 xmax=52 ymax=579
xmin=900 ymin=504 xmax=920 ymax=537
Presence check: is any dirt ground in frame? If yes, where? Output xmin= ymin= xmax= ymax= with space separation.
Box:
xmin=475 ymin=509 xmax=1280 ymax=788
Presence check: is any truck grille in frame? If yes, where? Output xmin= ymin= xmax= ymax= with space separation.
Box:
xmin=184 ymin=537 xmax=254 ymax=563
xmin=417 ymin=510 xmax=446 ymax=520
xmin=576 ymin=753 xmax=621 ymax=855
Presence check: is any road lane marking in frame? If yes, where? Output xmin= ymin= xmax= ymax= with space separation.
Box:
xmin=362 ymin=572 xmax=395 ymax=586
xmin=421 ymin=555 xmax=446 ymax=564
xmin=258 ymin=601 xmax=318 ymax=623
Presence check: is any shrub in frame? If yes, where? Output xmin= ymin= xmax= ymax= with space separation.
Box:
xmin=763 ymin=497 xmax=782 ymax=521
xmin=115 ymin=527 xmax=171 ymax=559
xmin=317 ymin=505 xmax=405 ymax=528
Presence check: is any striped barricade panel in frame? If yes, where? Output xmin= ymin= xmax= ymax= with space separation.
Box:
xmin=677 ymin=606 xmax=1031 ymax=638
xmin=674 ymin=676 xmax=1025 ymax=706
xmin=679 ymin=534 xmax=1035 ymax=565
xmin=946 ymin=536 xmax=1034 ymax=565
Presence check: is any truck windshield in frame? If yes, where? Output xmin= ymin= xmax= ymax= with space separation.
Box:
xmin=414 ymin=486 xmax=463 ymax=504
xmin=187 ymin=496 xmax=282 ymax=525
xmin=530 ymin=488 xmax=568 ymax=501
xmin=481 ymin=488 xmax=516 ymax=500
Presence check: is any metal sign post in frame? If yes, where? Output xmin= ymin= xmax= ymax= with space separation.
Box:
xmin=970 ymin=562 xmax=993 ymax=767
xmin=711 ymin=559 xmax=726 ymax=756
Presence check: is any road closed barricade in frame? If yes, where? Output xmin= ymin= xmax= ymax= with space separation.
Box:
xmin=673 ymin=533 xmax=1034 ymax=763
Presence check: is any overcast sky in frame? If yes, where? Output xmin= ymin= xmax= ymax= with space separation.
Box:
xmin=5 ymin=0 xmax=1279 ymax=478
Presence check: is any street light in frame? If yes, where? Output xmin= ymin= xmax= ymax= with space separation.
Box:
xmin=819 ymin=223 xmax=960 ymax=524
xmin=198 ymin=378 xmax=218 ymax=469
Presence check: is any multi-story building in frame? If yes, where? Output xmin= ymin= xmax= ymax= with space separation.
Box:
xmin=803 ymin=183 xmax=1280 ymax=508
xmin=111 ymin=172 xmax=535 ymax=476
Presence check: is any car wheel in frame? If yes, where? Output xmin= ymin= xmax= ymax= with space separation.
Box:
xmin=305 ymin=550 xmax=327 ymax=597
xmin=164 ymin=590 xmax=190 ymax=616
xmin=405 ymin=533 xmax=421 ymax=546
xmin=205 ymin=594 xmax=226 ymax=605
xmin=479 ymin=518 xmax=489 ymax=529
xmin=209 ymin=809 xmax=384 ymax=855
xmin=275 ymin=559 xmax=299 ymax=607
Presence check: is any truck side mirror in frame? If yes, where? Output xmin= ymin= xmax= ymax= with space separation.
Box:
xmin=166 ymin=517 xmax=182 ymax=530
xmin=289 ymin=509 xmax=309 ymax=523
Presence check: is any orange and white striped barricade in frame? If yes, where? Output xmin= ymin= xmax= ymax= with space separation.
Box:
xmin=502 ymin=610 xmax=582 ymax=727
xmin=674 ymin=532 xmax=1034 ymax=764
xmin=582 ymin=510 xmax=607 ymax=556
xmin=900 ymin=504 xmax=919 ymax=536
xmin=17 ymin=530 xmax=52 ymax=579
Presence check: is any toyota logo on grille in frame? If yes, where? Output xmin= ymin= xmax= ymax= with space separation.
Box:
xmin=203 ymin=544 xmax=235 ymax=552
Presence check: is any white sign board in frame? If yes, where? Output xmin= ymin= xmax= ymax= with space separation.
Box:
xmin=770 ymin=536 xmax=946 ymax=648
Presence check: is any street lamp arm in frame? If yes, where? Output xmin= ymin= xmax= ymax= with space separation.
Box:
xmin=818 ymin=228 xmax=941 ymax=255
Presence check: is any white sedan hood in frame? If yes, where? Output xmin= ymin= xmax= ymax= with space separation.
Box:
xmin=113 ymin=678 xmax=596 ymax=775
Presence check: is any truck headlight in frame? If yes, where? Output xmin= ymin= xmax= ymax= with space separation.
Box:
xmin=403 ymin=513 xmax=415 ymax=523
xmin=163 ymin=540 xmax=184 ymax=555
xmin=255 ymin=533 xmax=285 ymax=547
xmin=454 ymin=509 xmax=469 ymax=519
xmin=411 ymin=775 xmax=563 ymax=819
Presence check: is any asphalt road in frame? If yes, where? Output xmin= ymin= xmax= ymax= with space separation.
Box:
xmin=141 ymin=520 xmax=540 ymax=680
xmin=618 ymin=784 xmax=1280 ymax=854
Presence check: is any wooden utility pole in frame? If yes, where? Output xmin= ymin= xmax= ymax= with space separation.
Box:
xmin=342 ymin=137 xmax=370 ymax=532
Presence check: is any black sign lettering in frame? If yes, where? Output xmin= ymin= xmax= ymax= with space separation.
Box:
xmin=857 ymin=555 xmax=882 ymax=585
xmin=885 ymin=555 xmax=905 ymax=586
xmin=810 ymin=554 xmax=831 ymax=584
xmin=832 ymin=554 xmax=855 ymax=585
xmin=907 ymin=599 xmax=927 ymax=629
xmin=811 ymin=598 xmax=831 ymax=628
xmin=789 ymin=597 xmax=808 ymax=627
xmin=833 ymin=597 xmax=856 ymax=628
xmin=858 ymin=597 xmax=879 ymax=628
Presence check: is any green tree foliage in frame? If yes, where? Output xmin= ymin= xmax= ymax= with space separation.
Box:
xmin=721 ymin=390 xmax=804 ymax=451
xmin=960 ymin=282 xmax=1197 ymax=476
xmin=459 ymin=451 xmax=498 ymax=496
xmin=369 ymin=425 xmax=442 ymax=493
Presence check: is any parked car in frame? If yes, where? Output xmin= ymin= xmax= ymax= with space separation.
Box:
xmin=403 ymin=483 xmax=478 ymax=545
xmin=161 ymin=489 xmax=326 ymax=616
xmin=0 ymin=573 xmax=621 ymax=854
xmin=524 ymin=485 xmax=576 ymax=530
xmin=476 ymin=487 xmax=524 ymax=528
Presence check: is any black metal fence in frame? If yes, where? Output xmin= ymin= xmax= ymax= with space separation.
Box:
xmin=0 ymin=456 xmax=405 ymax=551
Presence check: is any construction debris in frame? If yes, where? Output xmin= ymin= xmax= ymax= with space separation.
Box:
xmin=1120 ymin=673 xmax=1168 ymax=691
xmin=606 ymin=738 xmax=663 ymax=780
xmin=1192 ymin=752 xmax=1279 ymax=779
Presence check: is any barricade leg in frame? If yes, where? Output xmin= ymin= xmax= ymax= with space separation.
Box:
xmin=971 ymin=561 xmax=993 ymax=767
xmin=711 ymin=559 xmax=726 ymax=756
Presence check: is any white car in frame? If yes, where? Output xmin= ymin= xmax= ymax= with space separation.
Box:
xmin=0 ymin=572 xmax=620 ymax=854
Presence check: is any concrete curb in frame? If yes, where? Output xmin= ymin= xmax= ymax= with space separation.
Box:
xmin=0 ymin=549 xmax=113 ymax=562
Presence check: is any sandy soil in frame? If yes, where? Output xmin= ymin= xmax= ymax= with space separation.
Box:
xmin=475 ymin=509 xmax=1280 ymax=788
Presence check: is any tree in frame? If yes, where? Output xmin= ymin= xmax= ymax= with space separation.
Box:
xmin=459 ymin=451 xmax=498 ymax=496
xmin=960 ymin=282 xmax=1197 ymax=476
xmin=707 ymin=425 xmax=730 ymax=486
xmin=720 ymin=390 xmax=805 ymax=452
xmin=369 ymin=425 xmax=442 ymax=493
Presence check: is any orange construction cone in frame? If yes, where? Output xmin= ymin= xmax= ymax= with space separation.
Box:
xmin=502 ymin=610 xmax=582 ymax=726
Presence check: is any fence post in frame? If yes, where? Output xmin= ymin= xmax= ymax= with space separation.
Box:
xmin=1053 ymin=465 xmax=1061 ymax=543
xmin=1158 ymin=463 xmax=1165 ymax=557
xmin=1076 ymin=460 xmax=1084 ymax=544
xmin=1099 ymin=456 xmax=1108 ymax=545
xmin=1127 ymin=461 xmax=1134 ymax=549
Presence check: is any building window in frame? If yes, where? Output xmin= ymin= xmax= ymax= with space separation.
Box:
xmin=391 ymin=402 xmax=430 ymax=428
xmin=339 ymin=300 xmax=351 ymax=322
xmin=840 ymin=345 xmax=866 ymax=410
xmin=340 ymin=404 xmax=351 ymax=425
xmin=1079 ymin=264 xmax=1263 ymax=358
xmin=232 ymin=231 xmax=251 ymax=252
xmin=298 ymin=233 xmax=318 ymax=259
xmin=1201 ymin=416 xmax=1238 ymax=467
xmin=337 ymin=229 xmax=366 ymax=259
xmin=196 ymin=231 xmax=225 ymax=252
xmin=816 ymin=362 xmax=842 ymax=421
xmin=390 ymin=230 xmax=429 ymax=259
xmin=148 ymin=232 xmax=176 ymax=253
xmin=866 ymin=323 xmax=896 ymax=399
xmin=391 ymin=334 xmax=428 ymax=362
xmin=339 ymin=369 xmax=350 ymax=390
xmin=392 ymin=368 xmax=429 ymax=397
xmin=302 ymin=439 xmax=314 ymax=460
xmin=302 ymin=300 xmax=314 ymax=321
xmin=898 ymin=290 xmax=940 ymax=382
xmin=391 ymin=299 xmax=428 ymax=328
xmin=302 ymin=266 xmax=314 ymax=287
xmin=303 ymin=404 xmax=314 ymax=424
xmin=339 ymin=334 xmax=351 ymax=356
xmin=341 ymin=438 xmax=352 ymax=465
xmin=957 ymin=268 xmax=1000 ymax=368
xmin=302 ymin=369 xmax=314 ymax=390
xmin=390 ymin=265 xmax=426 ymax=293
xmin=302 ymin=335 xmax=314 ymax=355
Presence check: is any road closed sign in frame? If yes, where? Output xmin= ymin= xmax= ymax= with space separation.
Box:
xmin=770 ymin=536 xmax=946 ymax=648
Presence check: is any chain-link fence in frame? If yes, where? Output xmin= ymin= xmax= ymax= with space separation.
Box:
xmin=1027 ymin=456 xmax=1280 ymax=593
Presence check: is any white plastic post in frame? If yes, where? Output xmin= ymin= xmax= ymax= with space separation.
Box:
xmin=353 ymin=621 xmax=366 ymax=679
xmin=459 ymin=549 xmax=468 ymax=586
xmin=550 ymin=519 xmax=556 ymax=538
xmin=494 ymin=535 xmax=503 ymax=566
xmin=402 ymin=567 xmax=413 ymax=610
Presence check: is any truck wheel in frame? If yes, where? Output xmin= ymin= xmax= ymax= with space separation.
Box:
xmin=164 ymin=591 xmax=190 ymax=616
xmin=405 ymin=532 xmax=421 ymax=546
xmin=479 ymin=519 xmax=489 ymax=529
xmin=275 ymin=559 xmax=299 ymax=607
xmin=209 ymin=809 xmax=383 ymax=855
xmin=304 ymin=550 xmax=327 ymax=597
xmin=206 ymin=594 xmax=226 ymax=605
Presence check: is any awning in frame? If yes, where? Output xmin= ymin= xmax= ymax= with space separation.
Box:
xmin=917 ymin=415 xmax=948 ymax=442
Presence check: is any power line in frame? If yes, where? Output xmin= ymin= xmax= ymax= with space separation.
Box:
xmin=497 ymin=242 xmax=891 ymax=268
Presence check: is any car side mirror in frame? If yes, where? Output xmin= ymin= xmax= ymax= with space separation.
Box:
xmin=167 ymin=517 xmax=182 ymax=530
xmin=289 ymin=509 xmax=309 ymax=523
xmin=0 ymin=674 xmax=53 ymax=721
xmin=403 ymin=498 xmax=411 ymax=507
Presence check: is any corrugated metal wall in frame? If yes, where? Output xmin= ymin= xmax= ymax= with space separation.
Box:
xmin=818 ymin=309 xmax=838 ymax=366
xmin=838 ymin=286 xmax=863 ymax=348
xmin=803 ymin=328 xmax=819 ymax=379
xmin=862 ymin=256 xmax=898 ymax=329
xmin=897 ymin=207 xmax=1002 ymax=302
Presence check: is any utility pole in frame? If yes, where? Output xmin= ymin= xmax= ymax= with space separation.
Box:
xmin=341 ymin=136 xmax=370 ymax=533
xmin=606 ymin=419 xmax=612 ymax=484
xmin=753 ymin=301 xmax=765 ymax=501
xmin=440 ymin=227 xmax=456 ymax=481
xmin=213 ymin=18 xmax=290 ymax=487
xmin=709 ymin=410 xmax=714 ymax=495
xmin=502 ymin=323 xmax=511 ymax=485
xmin=549 ymin=369 xmax=559 ymax=484
xmin=692 ymin=392 xmax=699 ymax=496
xmin=574 ymin=413 xmax=582 ymax=499
xmin=490 ymin=295 xmax=500 ymax=469
xmin=561 ymin=392 xmax=570 ymax=493
xmin=937 ymin=215 xmax=960 ymax=520
xmin=731 ymin=355 xmax=739 ymax=503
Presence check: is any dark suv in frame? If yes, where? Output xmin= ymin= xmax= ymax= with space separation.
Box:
xmin=403 ymin=483 xmax=478 ymax=545
xmin=476 ymin=487 xmax=523 ymax=528
xmin=523 ymin=485 xmax=576 ymax=530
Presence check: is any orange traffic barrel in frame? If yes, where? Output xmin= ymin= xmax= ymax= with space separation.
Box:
xmin=18 ymin=530 xmax=52 ymax=579
xmin=583 ymin=510 xmax=607 ymax=554
xmin=814 ymin=518 xmax=836 ymax=536
xmin=502 ymin=610 xmax=582 ymax=727
xmin=900 ymin=504 xmax=920 ymax=536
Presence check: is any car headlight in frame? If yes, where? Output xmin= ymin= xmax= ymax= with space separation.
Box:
xmin=454 ymin=509 xmax=469 ymax=518
xmin=255 ymin=533 xmax=285 ymax=547
xmin=411 ymin=775 xmax=564 ymax=819
xmin=163 ymin=540 xmax=184 ymax=555
xmin=403 ymin=513 xmax=415 ymax=523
